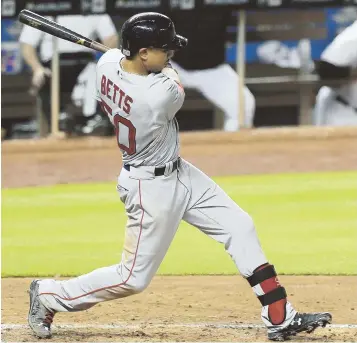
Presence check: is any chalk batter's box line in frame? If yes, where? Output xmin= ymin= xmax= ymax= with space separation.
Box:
xmin=2 ymin=323 xmax=357 ymax=330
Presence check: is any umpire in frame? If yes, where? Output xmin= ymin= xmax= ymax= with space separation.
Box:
xmin=19 ymin=13 xmax=118 ymax=134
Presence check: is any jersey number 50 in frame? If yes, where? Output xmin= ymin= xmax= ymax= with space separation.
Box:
xmin=100 ymin=99 xmax=136 ymax=155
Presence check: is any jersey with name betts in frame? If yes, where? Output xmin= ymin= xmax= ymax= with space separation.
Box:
xmin=96 ymin=49 xmax=185 ymax=166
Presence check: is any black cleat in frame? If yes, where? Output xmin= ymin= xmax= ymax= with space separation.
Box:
xmin=28 ymin=280 xmax=56 ymax=338
xmin=268 ymin=312 xmax=332 ymax=341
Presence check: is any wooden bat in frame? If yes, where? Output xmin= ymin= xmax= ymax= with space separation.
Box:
xmin=18 ymin=9 xmax=110 ymax=53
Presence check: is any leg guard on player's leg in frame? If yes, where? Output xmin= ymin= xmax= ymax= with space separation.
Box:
xmin=246 ymin=263 xmax=332 ymax=341
xmin=247 ymin=264 xmax=296 ymax=334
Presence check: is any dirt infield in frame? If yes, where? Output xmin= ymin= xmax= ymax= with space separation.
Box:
xmin=2 ymin=126 xmax=357 ymax=342
xmin=2 ymin=276 xmax=357 ymax=342
xmin=2 ymin=126 xmax=357 ymax=188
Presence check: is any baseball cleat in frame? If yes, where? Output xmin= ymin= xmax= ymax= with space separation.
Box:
xmin=28 ymin=279 xmax=56 ymax=338
xmin=268 ymin=312 xmax=332 ymax=341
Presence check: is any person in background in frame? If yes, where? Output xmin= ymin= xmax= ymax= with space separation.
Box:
xmin=314 ymin=20 xmax=357 ymax=126
xmin=168 ymin=10 xmax=255 ymax=132
xmin=19 ymin=13 xmax=118 ymax=135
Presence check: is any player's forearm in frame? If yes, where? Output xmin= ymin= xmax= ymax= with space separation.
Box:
xmin=20 ymin=43 xmax=43 ymax=72
xmin=102 ymin=34 xmax=119 ymax=49
xmin=162 ymin=65 xmax=181 ymax=84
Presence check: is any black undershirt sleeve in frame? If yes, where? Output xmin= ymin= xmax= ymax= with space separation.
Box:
xmin=315 ymin=60 xmax=352 ymax=81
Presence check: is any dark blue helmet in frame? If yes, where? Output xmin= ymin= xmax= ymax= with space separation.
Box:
xmin=120 ymin=12 xmax=188 ymax=57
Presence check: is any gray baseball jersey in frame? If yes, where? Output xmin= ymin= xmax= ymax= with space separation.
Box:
xmin=37 ymin=48 xmax=297 ymax=334
xmin=95 ymin=49 xmax=183 ymax=166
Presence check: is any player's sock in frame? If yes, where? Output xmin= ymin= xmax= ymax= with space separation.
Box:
xmin=247 ymin=263 xmax=290 ymax=325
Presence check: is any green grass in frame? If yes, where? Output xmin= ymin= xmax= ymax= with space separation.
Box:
xmin=2 ymin=171 xmax=357 ymax=277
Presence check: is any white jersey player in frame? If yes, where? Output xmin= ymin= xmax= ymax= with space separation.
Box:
xmin=166 ymin=9 xmax=255 ymax=132
xmin=169 ymin=61 xmax=256 ymax=131
xmin=27 ymin=13 xmax=332 ymax=342
xmin=314 ymin=20 xmax=357 ymax=126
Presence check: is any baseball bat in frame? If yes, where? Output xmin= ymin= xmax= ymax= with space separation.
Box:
xmin=18 ymin=9 xmax=110 ymax=53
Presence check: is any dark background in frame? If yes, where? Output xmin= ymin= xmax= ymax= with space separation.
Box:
xmin=1 ymin=0 xmax=356 ymax=137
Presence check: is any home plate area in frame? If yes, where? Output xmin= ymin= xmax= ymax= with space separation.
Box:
xmin=2 ymin=276 xmax=357 ymax=342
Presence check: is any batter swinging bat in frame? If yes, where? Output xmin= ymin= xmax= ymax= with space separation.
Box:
xmin=18 ymin=9 xmax=110 ymax=53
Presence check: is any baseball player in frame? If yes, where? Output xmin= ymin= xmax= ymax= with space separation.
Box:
xmin=169 ymin=61 xmax=256 ymax=131
xmin=19 ymin=13 xmax=118 ymax=133
xmin=314 ymin=20 xmax=357 ymax=126
xmin=27 ymin=13 xmax=332 ymax=342
xmin=168 ymin=10 xmax=255 ymax=131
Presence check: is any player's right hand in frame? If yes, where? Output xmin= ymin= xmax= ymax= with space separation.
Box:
xmin=32 ymin=66 xmax=51 ymax=88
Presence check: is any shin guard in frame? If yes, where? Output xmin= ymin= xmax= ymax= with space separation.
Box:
xmin=247 ymin=264 xmax=287 ymax=325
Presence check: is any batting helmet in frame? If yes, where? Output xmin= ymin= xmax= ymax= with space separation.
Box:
xmin=120 ymin=12 xmax=188 ymax=57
